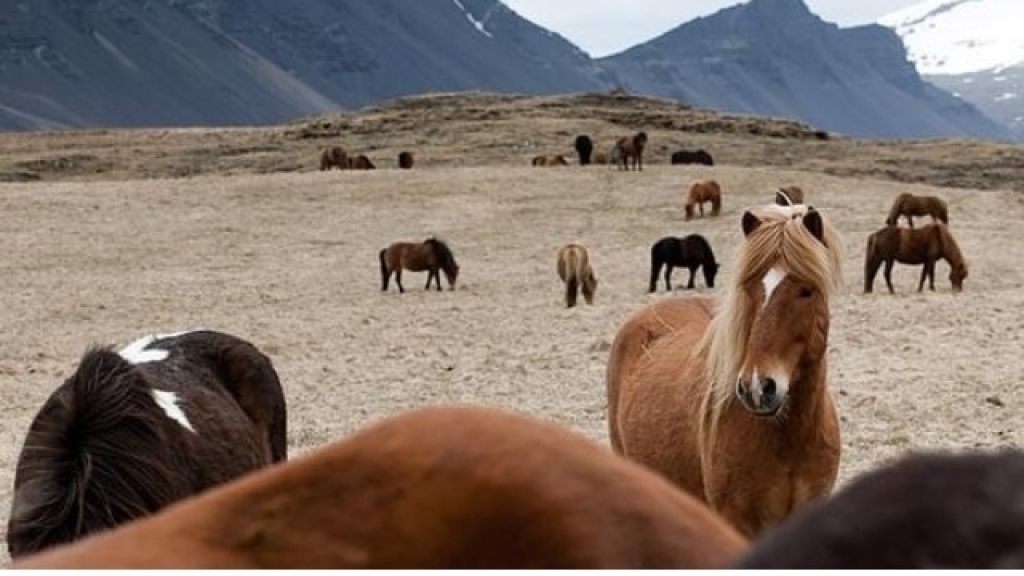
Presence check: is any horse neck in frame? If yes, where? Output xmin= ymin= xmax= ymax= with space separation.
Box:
xmin=938 ymin=228 xmax=963 ymax=266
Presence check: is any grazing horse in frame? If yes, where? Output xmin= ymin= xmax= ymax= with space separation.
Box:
xmin=14 ymin=406 xmax=748 ymax=569
xmin=397 ymin=151 xmax=414 ymax=169
xmin=864 ymin=222 xmax=968 ymax=293
xmin=380 ymin=237 xmax=459 ymax=293
xmin=348 ymin=155 xmax=376 ymax=170
xmin=574 ymin=135 xmax=594 ymax=166
xmin=648 ymin=234 xmax=719 ymax=293
xmin=531 ymin=155 xmax=569 ymax=167
xmin=615 ymin=132 xmax=648 ymax=171
xmin=775 ymin=186 xmax=804 ymax=206
xmin=6 ymin=330 xmax=288 ymax=559
xmin=737 ymin=451 xmax=1024 ymax=569
xmin=320 ymin=146 xmax=348 ymax=171
xmin=885 ymin=192 xmax=949 ymax=228
xmin=684 ymin=179 xmax=723 ymax=220
xmin=557 ymin=243 xmax=598 ymax=308
xmin=671 ymin=149 xmax=714 ymax=166
xmin=607 ymin=204 xmax=844 ymax=538
xmin=592 ymin=150 xmax=609 ymax=165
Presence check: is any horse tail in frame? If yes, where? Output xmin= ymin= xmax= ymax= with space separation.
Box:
xmin=7 ymin=349 xmax=178 ymax=558
xmin=379 ymin=248 xmax=389 ymax=290
xmin=864 ymin=233 xmax=880 ymax=293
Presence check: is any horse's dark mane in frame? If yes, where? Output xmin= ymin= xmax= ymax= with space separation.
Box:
xmin=425 ymin=237 xmax=457 ymax=273
xmin=7 ymin=348 xmax=185 ymax=558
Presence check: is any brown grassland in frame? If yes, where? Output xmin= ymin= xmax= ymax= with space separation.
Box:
xmin=1 ymin=92 xmax=1022 ymax=561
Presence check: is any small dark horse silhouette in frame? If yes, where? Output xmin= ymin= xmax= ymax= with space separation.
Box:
xmin=398 ymin=151 xmax=414 ymax=169
xmin=574 ymin=135 xmax=594 ymax=166
xmin=648 ymin=234 xmax=720 ymax=292
xmin=671 ymin=149 xmax=714 ymax=166
xmin=380 ymin=237 xmax=460 ymax=293
xmin=6 ymin=330 xmax=288 ymax=559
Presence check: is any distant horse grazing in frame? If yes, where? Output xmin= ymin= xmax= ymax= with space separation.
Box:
xmin=532 ymin=155 xmax=569 ymax=167
xmin=557 ymin=243 xmax=598 ymax=308
xmin=886 ymin=193 xmax=948 ymax=228
xmin=649 ymin=234 xmax=719 ymax=292
xmin=380 ymin=237 xmax=459 ymax=293
xmin=320 ymin=146 xmax=348 ymax=171
xmin=607 ymin=205 xmax=844 ymax=537
xmin=397 ymin=151 xmax=414 ymax=169
xmin=6 ymin=330 xmax=287 ymax=559
xmin=671 ymin=149 xmax=714 ymax=166
xmin=574 ymin=135 xmax=594 ymax=166
xmin=775 ymin=186 xmax=804 ymax=206
xmin=737 ymin=451 xmax=1024 ymax=568
xmin=15 ymin=406 xmax=748 ymax=569
xmin=615 ymin=132 xmax=648 ymax=171
xmin=684 ymin=179 xmax=723 ymax=220
xmin=592 ymin=150 xmax=609 ymax=165
xmin=348 ymin=155 xmax=376 ymax=170
xmin=864 ymin=222 xmax=968 ymax=293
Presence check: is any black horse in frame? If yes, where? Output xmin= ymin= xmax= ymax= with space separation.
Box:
xmin=648 ymin=234 xmax=719 ymax=292
xmin=574 ymin=134 xmax=594 ymax=166
xmin=671 ymin=149 xmax=714 ymax=166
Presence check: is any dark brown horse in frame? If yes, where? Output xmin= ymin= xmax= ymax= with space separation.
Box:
xmin=885 ymin=192 xmax=949 ymax=228
xmin=397 ymin=151 xmax=414 ymax=169
xmin=775 ymin=186 xmax=805 ymax=206
xmin=574 ymin=135 xmax=594 ymax=166
xmin=380 ymin=237 xmax=459 ymax=293
xmin=557 ymin=242 xmax=598 ymax=308
xmin=6 ymin=330 xmax=287 ymax=559
xmin=649 ymin=234 xmax=719 ymax=292
xmin=671 ymin=149 xmax=714 ymax=166
xmin=531 ymin=155 xmax=569 ymax=167
xmin=684 ymin=179 xmax=723 ymax=220
xmin=15 ymin=406 xmax=748 ymax=569
xmin=348 ymin=155 xmax=376 ymax=170
xmin=320 ymin=146 xmax=348 ymax=171
xmin=737 ymin=450 xmax=1024 ymax=568
xmin=864 ymin=222 xmax=968 ymax=293
xmin=615 ymin=132 xmax=648 ymax=171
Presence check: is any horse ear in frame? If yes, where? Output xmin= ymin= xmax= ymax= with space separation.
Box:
xmin=741 ymin=211 xmax=761 ymax=237
xmin=803 ymin=210 xmax=825 ymax=243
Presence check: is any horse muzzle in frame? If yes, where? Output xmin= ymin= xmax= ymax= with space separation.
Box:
xmin=736 ymin=376 xmax=786 ymax=417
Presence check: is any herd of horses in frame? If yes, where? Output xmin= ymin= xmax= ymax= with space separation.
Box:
xmin=6 ymin=133 xmax=995 ymax=568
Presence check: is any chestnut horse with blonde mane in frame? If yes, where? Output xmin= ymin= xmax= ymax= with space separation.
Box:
xmin=864 ymin=222 xmax=968 ymax=293
xmin=607 ymin=204 xmax=844 ymax=538
xmin=380 ymin=237 xmax=459 ymax=293
xmin=557 ymin=243 xmax=598 ymax=308
xmin=885 ymin=193 xmax=948 ymax=228
xmin=15 ymin=406 xmax=747 ymax=569
xmin=685 ymin=179 xmax=723 ymax=220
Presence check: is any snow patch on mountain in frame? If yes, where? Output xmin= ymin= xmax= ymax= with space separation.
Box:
xmin=453 ymin=0 xmax=493 ymax=39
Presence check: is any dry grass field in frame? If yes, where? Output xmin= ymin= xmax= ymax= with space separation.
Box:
xmin=0 ymin=92 xmax=1022 ymax=562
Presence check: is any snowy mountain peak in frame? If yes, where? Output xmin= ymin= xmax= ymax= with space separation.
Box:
xmin=879 ymin=0 xmax=1024 ymax=75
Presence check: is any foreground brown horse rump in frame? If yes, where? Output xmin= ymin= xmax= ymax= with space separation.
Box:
xmin=886 ymin=192 xmax=949 ymax=228
xmin=320 ymin=146 xmax=348 ymax=171
xmin=615 ymin=132 xmax=648 ymax=171
xmin=15 ymin=406 xmax=748 ymax=569
xmin=380 ymin=237 xmax=459 ymax=293
xmin=737 ymin=450 xmax=1024 ymax=568
xmin=864 ymin=222 xmax=968 ymax=293
xmin=607 ymin=204 xmax=844 ymax=538
xmin=557 ymin=242 xmax=598 ymax=308
xmin=6 ymin=330 xmax=287 ymax=559
xmin=775 ymin=186 xmax=805 ymax=206
xmin=684 ymin=179 xmax=723 ymax=220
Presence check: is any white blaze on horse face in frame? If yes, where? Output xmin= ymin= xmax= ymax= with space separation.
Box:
xmin=151 ymin=389 xmax=196 ymax=433
xmin=762 ymin=266 xmax=787 ymax=309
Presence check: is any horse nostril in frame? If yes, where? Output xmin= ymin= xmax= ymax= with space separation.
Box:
xmin=762 ymin=378 xmax=777 ymax=401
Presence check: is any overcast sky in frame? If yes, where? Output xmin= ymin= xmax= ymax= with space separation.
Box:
xmin=501 ymin=0 xmax=922 ymax=57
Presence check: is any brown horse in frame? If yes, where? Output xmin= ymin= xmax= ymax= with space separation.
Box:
xmin=15 ymin=406 xmax=748 ymax=569
xmin=775 ymin=186 xmax=804 ymax=206
xmin=885 ymin=192 xmax=949 ymax=228
xmin=397 ymin=151 xmax=414 ymax=169
xmin=607 ymin=204 xmax=844 ymax=538
xmin=615 ymin=132 xmax=648 ymax=171
xmin=684 ymin=179 xmax=723 ymax=220
xmin=379 ymin=237 xmax=459 ymax=293
xmin=864 ymin=222 xmax=968 ymax=293
xmin=557 ymin=243 xmax=598 ymax=308
xmin=6 ymin=330 xmax=287 ymax=559
xmin=592 ymin=150 xmax=609 ymax=165
xmin=531 ymin=155 xmax=569 ymax=167
xmin=320 ymin=146 xmax=348 ymax=171
xmin=348 ymin=155 xmax=376 ymax=170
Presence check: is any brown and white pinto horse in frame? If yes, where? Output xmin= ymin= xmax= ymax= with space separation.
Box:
xmin=607 ymin=204 xmax=844 ymax=538
xmin=6 ymin=330 xmax=287 ymax=559
xmin=14 ymin=406 xmax=748 ymax=569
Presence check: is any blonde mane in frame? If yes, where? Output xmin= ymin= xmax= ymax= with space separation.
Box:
xmin=697 ymin=204 xmax=844 ymax=448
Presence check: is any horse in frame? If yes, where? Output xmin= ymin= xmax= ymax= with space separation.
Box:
xmin=684 ymin=179 xmax=723 ymax=220
xmin=531 ymin=155 xmax=569 ymax=167
xmin=615 ymin=132 xmax=648 ymax=171
xmin=6 ymin=329 xmax=288 ymax=559
xmin=736 ymin=450 xmax=1024 ymax=568
xmin=885 ymin=192 xmax=949 ymax=228
xmin=397 ymin=151 xmax=414 ymax=169
xmin=775 ymin=186 xmax=804 ymax=206
xmin=648 ymin=234 xmax=719 ymax=293
xmin=557 ymin=243 xmax=598 ymax=308
xmin=348 ymin=155 xmax=376 ymax=170
xmin=606 ymin=204 xmax=844 ymax=538
xmin=379 ymin=237 xmax=459 ymax=293
xmin=864 ymin=222 xmax=968 ymax=293
xmin=574 ymin=135 xmax=594 ymax=166
xmin=671 ymin=149 xmax=714 ymax=166
xmin=320 ymin=146 xmax=348 ymax=171
xmin=14 ymin=406 xmax=748 ymax=569
xmin=592 ymin=150 xmax=609 ymax=165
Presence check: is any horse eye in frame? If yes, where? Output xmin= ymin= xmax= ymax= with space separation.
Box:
xmin=798 ymin=287 xmax=814 ymax=298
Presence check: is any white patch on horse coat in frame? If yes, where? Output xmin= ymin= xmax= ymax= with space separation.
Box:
xmin=116 ymin=329 xmax=202 ymax=365
xmin=762 ymin=266 xmax=787 ymax=308
xmin=151 ymin=389 xmax=196 ymax=433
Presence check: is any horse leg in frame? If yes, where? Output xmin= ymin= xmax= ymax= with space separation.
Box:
xmin=434 ymin=269 xmax=443 ymax=292
xmin=907 ymin=215 xmax=914 ymax=228
xmin=883 ymin=259 xmax=895 ymax=294
xmin=686 ymin=266 xmax=696 ymax=289
xmin=927 ymin=260 xmax=936 ymax=291
xmin=699 ymin=202 xmax=705 ymax=218
xmin=917 ymin=264 xmax=928 ymax=292
xmin=395 ymin=269 xmax=405 ymax=293
xmin=664 ymin=265 xmax=673 ymax=291
xmin=425 ymin=270 xmax=434 ymax=291
xmin=649 ymin=260 xmax=661 ymax=293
